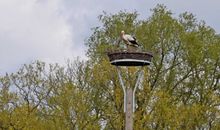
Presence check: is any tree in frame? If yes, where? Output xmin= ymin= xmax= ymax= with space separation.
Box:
xmin=86 ymin=4 xmax=220 ymax=129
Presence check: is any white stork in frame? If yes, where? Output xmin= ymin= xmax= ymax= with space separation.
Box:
xmin=120 ymin=30 xmax=139 ymax=47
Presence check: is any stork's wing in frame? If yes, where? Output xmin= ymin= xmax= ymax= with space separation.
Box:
xmin=124 ymin=34 xmax=135 ymax=41
xmin=132 ymin=36 xmax=136 ymax=41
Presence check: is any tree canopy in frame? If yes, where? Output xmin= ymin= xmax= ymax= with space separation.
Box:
xmin=0 ymin=5 xmax=220 ymax=130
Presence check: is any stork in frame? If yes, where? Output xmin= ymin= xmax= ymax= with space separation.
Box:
xmin=120 ymin=30 xmax=140 ymax=48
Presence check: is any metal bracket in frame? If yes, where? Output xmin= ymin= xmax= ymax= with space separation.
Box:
xmin=116 ymin=66 xmax=144 ymax=113
xmin=116 ymin=66 xmax=127 ymax=112
xmin=133 ymin=67 xmax=144 ymax=112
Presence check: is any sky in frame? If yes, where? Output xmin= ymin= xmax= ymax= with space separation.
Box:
xmin=0 ymin=0 xmax=220 ymax=75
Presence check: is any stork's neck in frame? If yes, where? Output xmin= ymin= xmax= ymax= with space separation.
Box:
xmin=120 ymin=33 xmax=124 ymax=39
xmin=121 ymin=34 xmax=127 ymax=42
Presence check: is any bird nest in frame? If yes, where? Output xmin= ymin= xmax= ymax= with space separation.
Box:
xmin=107 ymin=50 xmax=153 ymax=66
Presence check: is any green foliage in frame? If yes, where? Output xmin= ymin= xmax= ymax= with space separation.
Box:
xmin=0 ymin=4 xmax=219 ymax=130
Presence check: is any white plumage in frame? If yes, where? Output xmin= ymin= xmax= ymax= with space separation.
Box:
xmin=120 ymin=30 xmax=139 ymax=47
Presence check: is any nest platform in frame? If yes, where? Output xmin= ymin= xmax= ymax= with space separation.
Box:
xmin=107 ymin=51 xmax=153 ymax=66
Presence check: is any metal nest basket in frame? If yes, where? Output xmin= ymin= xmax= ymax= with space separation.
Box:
xmin=107 ymin=49 xmax=153 ymax=66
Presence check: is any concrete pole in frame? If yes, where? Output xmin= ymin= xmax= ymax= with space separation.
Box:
xmin=125 ymin=87 xmax=133 ymax=130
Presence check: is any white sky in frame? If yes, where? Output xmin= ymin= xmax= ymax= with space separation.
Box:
xmin=0 ymin=0 xmax=220 ymax=75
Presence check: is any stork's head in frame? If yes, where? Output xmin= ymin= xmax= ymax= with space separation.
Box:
xmin=121 ymin=30 xmax=125 ymax=34
xmin=120 ymin=30 xmax=125 ymax=37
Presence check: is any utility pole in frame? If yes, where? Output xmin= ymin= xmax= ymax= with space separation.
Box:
xmin=108 ymin=52 xmax=152 ymax=130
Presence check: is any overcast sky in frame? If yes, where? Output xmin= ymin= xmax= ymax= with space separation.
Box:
xmin=0 ymin=0 xmax=220 ymax=75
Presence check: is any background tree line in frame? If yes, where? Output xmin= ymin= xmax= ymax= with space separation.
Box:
xmin=0 ymin=5 xmax=219 ymax=130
